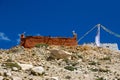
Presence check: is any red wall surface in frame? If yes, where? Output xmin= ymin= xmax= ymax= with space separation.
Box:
xmin=20 ymin=34 xmax=78 ymax=48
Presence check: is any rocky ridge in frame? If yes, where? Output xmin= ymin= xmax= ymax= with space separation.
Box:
xmin=0 ymin=45 xmax=120 ymax=80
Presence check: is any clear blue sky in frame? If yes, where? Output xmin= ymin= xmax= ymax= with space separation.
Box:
xmin=0 ymin=0 xmax=120 ymax=49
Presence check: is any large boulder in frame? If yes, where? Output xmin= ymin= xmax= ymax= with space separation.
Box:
xmin=50 ymin=49 xmax=72 ymax=59
xmin=31 ymin=66 xmax=45 ymax=75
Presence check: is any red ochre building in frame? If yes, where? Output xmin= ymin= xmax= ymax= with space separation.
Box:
xmin=20 ymin=32 xmax=78 ymax=48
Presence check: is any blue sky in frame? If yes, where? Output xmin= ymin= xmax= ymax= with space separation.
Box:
xmin=0 ymin=0 xmax=120 ymax=49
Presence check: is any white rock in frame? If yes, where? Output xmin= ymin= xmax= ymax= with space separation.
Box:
xmin=0 ymin=70 xmax=5 ymax=76
xmin=31 ymin=66 xmax=45 ymax=75
xmin=78 ymin=59 xmax=82 ymax=62
xmin=17 ymin=63 xmax=33 ymax=70
xmin=12 ymin=67 xmax=18 ymax=71
xmin=12 ymin=76 xmax=22 ymax=80
xmin=51 ymin=77 xmax=59 ymax=80
xmin=5 ymin=71 xmax=11 ymax=77
xmin=0 ymin=76 xmax=3 ymax=80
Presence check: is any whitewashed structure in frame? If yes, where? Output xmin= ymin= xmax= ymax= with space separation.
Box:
xmin=84 ymin=43 xmax=119 ymax=50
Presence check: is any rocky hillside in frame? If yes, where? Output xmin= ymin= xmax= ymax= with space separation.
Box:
xmin=0 ymin=44 xmax=120 ymax=80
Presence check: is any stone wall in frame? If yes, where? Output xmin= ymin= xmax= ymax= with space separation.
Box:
xmin=20 ymin=34 xmax=78 ymax=48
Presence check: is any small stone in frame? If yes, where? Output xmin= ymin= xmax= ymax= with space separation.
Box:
xmin=65 ymin=75 xmax=71 ymax=79
xmin=12 ymin=67 xmax=18 ymax=71
xmin=12 ymin=76 xmax=22 ymax=80
xmin=0 ymin=70 xmax=4 ymax=76
xmin=31 ymin=66 xmax=45 ymax=75
xmin=4 ymin=71 xmax=11 ymax=77
xmin=51 ymin=77 xmax=59 ymax=80
xmin=83 ymin=74 xmax=90 ymax=79
xmin=0 ymin=76 xmax=4 ymax=80
xmin=78 ymin=59 xmax=82 ymax=62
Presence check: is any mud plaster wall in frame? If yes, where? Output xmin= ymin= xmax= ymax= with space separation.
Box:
xmin=20 ymin=36 xmax=78 ymax=48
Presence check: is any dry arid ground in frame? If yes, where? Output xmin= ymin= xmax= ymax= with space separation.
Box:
xmin=0 ymin=44 xmax=120 ymax=80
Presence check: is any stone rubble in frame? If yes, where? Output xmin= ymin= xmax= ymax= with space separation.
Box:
xmin=0 ymin=45 xmax=120 ymax=80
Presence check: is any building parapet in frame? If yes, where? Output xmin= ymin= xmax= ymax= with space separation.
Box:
xmin=20 ymin=33 xmax=78 ymax=48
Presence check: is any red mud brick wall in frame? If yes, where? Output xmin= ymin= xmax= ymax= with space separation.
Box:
xmin=20 ymin=35 xmax=77 ymax=48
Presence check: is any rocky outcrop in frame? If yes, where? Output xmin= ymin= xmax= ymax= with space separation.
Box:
xmin=0 ymin=45 xmax=120 ymax=80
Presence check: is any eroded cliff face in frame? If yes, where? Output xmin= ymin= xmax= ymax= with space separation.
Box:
xmin=20 ymin=34 xmax=77 ymax=48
